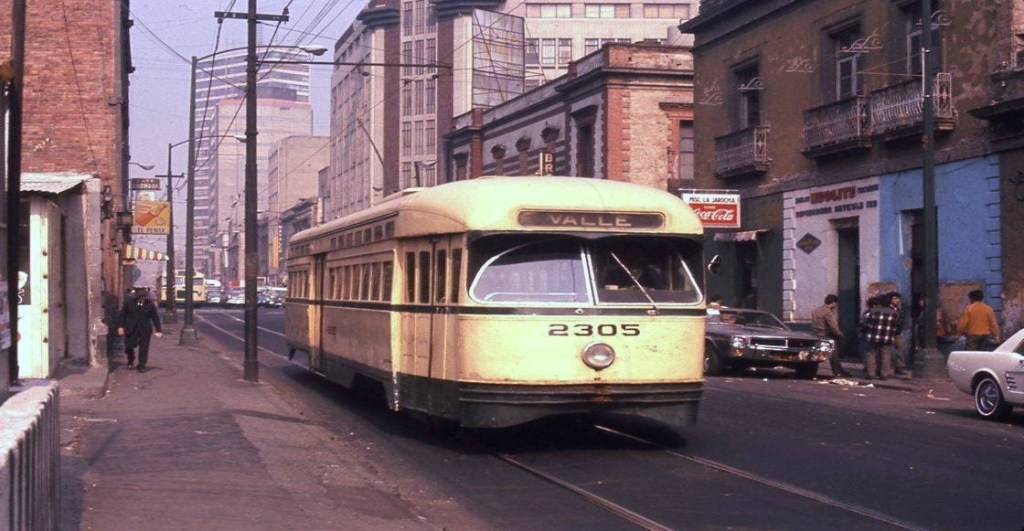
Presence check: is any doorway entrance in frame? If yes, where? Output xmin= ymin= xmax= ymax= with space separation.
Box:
xmin=834 ymin=219 xmax=860 ymax=358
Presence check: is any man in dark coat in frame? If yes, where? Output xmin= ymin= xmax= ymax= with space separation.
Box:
xmin=118 ymin=288 xmax=163 ymax=371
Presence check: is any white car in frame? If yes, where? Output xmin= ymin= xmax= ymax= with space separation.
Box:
xmin=946 ymin=328 xmax=1024 ymax=421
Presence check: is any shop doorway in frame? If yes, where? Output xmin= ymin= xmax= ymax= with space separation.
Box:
xmin=834 ymin=219 xmax=860 ymax=358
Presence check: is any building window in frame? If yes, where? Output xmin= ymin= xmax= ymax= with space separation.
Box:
xmin=734 ymin=63 xmax=761 ymax=129
xmin=905 ymin=2 xmax=943 ymax=76
xmin=526 ymin=39 xmax=540 ymax=64
xmin=584 ymin=38 xmax=600 ymax=55
xmin=585 ymin=4 xmax=630 ymax=18
xmin=642 ymin=4 xmax=690 ymax=19
xmin=414 ymin=0 xmax=426 ymax=34
xmin=426 ymin=78 xmax=436 ymax=113
xmin=526 ymin=3 xmax=571 ymax=18
xmin=402 ymin=84 xmax=412 ymax=115
xmin=558 ymin=39 xmax=573 ymax=65
xmin=426 ymin=38 xmax=436 ymax=72
xmin=574 ymin=108 xmax=597 ymax=178
xmin=414 ymin=120 xmax=424 ymax=155
xmin=403 ymin=2 xmax=413 ymax=36
xmin=834 ymin=26 xmax=864 ymax=99
xmin=414 ymin=80 xmax=424 ymax=114
xmin=402 ymin=122 xmax=412 ymax=156
xmin=402 ymin=162 xmax=413 ymax=188
xmin=426 ymin=119 xmax=436 ymax=152
xmin=678 ymin=120 xmax=694 ymax=181
xmin=541 ymin=38 xmax=556 ymax=65
xmin=403 ymin=42 xmax=414 ymax=76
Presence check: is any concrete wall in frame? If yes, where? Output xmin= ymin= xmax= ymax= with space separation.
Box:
xmin=0 ymin=382 xmax=60 ymax=530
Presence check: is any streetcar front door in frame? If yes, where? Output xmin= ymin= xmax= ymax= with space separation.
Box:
xmin=428 ymin=236 xmax=460 ymax=416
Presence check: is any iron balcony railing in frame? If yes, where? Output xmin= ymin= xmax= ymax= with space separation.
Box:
xmin=869 ymin=72 xmax=954 ymax=138
xmin=713 ymin=125 xmax=770 ymax=178
xmin=969 ymin=66 xmax=1024 ymax=122
xmin=802 ymin=96 xmax=871 ymax=156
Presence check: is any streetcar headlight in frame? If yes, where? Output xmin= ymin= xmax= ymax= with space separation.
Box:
xmin=817 ymin=340 xmax=834 ymax=352
xmin=582 ymin=342 xmax=615 ymax=370
xmin=730 ymin=336 xmax=747 ymax=349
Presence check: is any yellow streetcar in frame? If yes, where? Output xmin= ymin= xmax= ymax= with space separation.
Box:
xmin=285 ymin=176 xmax=708 ymax=428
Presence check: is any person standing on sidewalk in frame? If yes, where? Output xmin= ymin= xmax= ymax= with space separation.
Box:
xmin=955 ymin=289 xmax=1000 ymax=350
xmin=859 ymin=295 xmax=898 ymax=380
xmin=811 ymin=294 xmax=850 ymax=378
xmin=886 ymin=292 xmax=909 ymax=375
xmin=118 ymin=287 xmax=163 ymax=371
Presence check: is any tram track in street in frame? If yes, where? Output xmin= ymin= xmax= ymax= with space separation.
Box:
xmin=466 ymin=420 xmax=932 ymax=531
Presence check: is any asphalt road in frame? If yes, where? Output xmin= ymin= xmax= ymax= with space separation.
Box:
xmin=194 ymin=307 xmax=1024 ymax=530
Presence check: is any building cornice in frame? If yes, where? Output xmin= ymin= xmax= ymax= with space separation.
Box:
xmin=432 ymin=0 xmax=503 ymax=19
xmin=356 ymin=5 xmax=400 ymax=29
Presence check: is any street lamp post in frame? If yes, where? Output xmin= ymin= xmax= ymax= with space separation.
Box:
xmin=163 ymin=140 xmax=188 ymax=324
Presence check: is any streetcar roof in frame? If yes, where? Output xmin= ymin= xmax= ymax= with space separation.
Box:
xmin=292 ymin=176 xmax=702 ymax=244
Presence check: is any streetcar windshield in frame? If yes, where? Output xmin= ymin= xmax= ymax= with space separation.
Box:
xmin=469 ymin=236 xmax=703 ymax=305
xmin=471 ymin=238 xmax=589 ymax=303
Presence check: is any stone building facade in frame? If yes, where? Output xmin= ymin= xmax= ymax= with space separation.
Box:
xmin=446 ymin=43 xmax=694 ymax=190
xmin=681 ymin=0 xmax=1023 ymax=345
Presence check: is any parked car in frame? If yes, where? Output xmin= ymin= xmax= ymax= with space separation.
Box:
xmin=946 ymin=328 xmax=1024 ymax=421
xmin=207 ymin=290 xmax=223 ymax=305
xmin=704 ymin=307 xmax=834 ymax=379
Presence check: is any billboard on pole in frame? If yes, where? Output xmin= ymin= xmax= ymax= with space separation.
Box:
xmin=133 ymin=200 xmax=171 ymax=234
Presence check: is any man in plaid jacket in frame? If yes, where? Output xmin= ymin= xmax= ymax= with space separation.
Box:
xmin=859 ymin=296 xmax=898 ymax=380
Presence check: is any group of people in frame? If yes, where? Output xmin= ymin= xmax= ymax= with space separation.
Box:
xmin=812 ymin=289 xmax=1001 ymax=380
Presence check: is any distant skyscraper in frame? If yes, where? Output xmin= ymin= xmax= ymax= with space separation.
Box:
xmin=192 ymin=47 xmax=313 ymax=281
xmin=326 ymin=0 xmax=697 ymax=220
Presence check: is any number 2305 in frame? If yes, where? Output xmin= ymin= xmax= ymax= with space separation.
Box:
xmin=548 ymin=324 xmax=640 ymax=337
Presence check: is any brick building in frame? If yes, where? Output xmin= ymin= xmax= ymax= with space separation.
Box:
xmin=1 ymin=0 xmax=133 ymax=381
xmin=681 ymin=0 xmax=1024 ymax=345
xmin=446 ymin=42 xmax=694 ymax=190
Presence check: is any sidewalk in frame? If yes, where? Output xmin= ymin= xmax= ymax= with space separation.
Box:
xmin=57 ymin=323 xmax=434 ymax=530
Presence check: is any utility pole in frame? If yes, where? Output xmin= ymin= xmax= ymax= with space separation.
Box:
xmin=915 ymin=0 xmax=945 ymax=380
xmin=215 ymin=2 xmax=289 ymax=382
xmin=6 ymin=0 xmax=26 ymax=385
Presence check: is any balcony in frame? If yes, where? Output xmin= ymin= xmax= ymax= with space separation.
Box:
xmin=713 ymin=126 xmax=770 ymax=179
xmin=968 ymin=66 xmax=1024 ymax=123
xmin=869 ymin=73 xmax=955 ymax=141
xmin=802 ymin=96 xmax=871 ymax=158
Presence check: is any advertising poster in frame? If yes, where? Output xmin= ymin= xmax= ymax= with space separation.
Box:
xmin=133 ymin=200 xmax=171 ymax=235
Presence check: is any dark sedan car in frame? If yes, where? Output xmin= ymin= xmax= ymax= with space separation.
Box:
xmin=704 ymin=307 xmax=834 ymax=379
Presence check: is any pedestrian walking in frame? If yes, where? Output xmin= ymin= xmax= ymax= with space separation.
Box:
xmin=859 ymin=296 xmax=898 ymax=380
xmin=811 ymin=294 xmax=850 ymax=378
xmin=886 ymin=292 xmax=908 ymax=374
xmin=955 ymin=289 xmax=1000 ymax=350
xmin=118 ymin=287 xmax=163 ymax=371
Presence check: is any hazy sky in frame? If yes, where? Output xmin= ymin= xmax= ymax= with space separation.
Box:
xmin=126 ymin=1 xmax=355 ymax=249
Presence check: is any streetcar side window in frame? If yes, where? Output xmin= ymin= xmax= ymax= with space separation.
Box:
xmin=418 ymin=251 xmax=431 ymax=303
xmin=435 ymin=249 xmax=448 ymax=303
xmin=382 ymin=260 xmax=394 ymax=301
xmin=450 ymin=249 xmax=462 ymax=304
xmin=405 ymin=252 xmax=416 ymax=303
xmin=370 ymin=262 xmax=381 ymax=301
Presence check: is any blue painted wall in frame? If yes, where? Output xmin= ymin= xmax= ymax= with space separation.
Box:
xmin=877 ymin=155 xmax=1002 ymax=313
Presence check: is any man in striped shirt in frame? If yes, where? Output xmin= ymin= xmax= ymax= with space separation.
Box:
xmin=859 ymin=296 xmax=898 ymax=380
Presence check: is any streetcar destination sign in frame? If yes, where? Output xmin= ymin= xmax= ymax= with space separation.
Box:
xmin=518 ymin=210 xmax=664 ymax=229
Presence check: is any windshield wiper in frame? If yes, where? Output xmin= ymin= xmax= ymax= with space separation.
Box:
xmin=608 ymin=251 xmax=659 ymax=314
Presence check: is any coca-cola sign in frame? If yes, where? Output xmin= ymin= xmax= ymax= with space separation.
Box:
xmin=681 ymin=192 xmax=741 ymax=228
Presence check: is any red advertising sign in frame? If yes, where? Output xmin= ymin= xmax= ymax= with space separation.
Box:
xmin=681 ymin=192 xmax=741 ymax=228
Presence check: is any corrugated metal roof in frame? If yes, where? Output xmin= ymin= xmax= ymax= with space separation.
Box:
xmin=22 ymin=172 xmax=93 ymax=194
